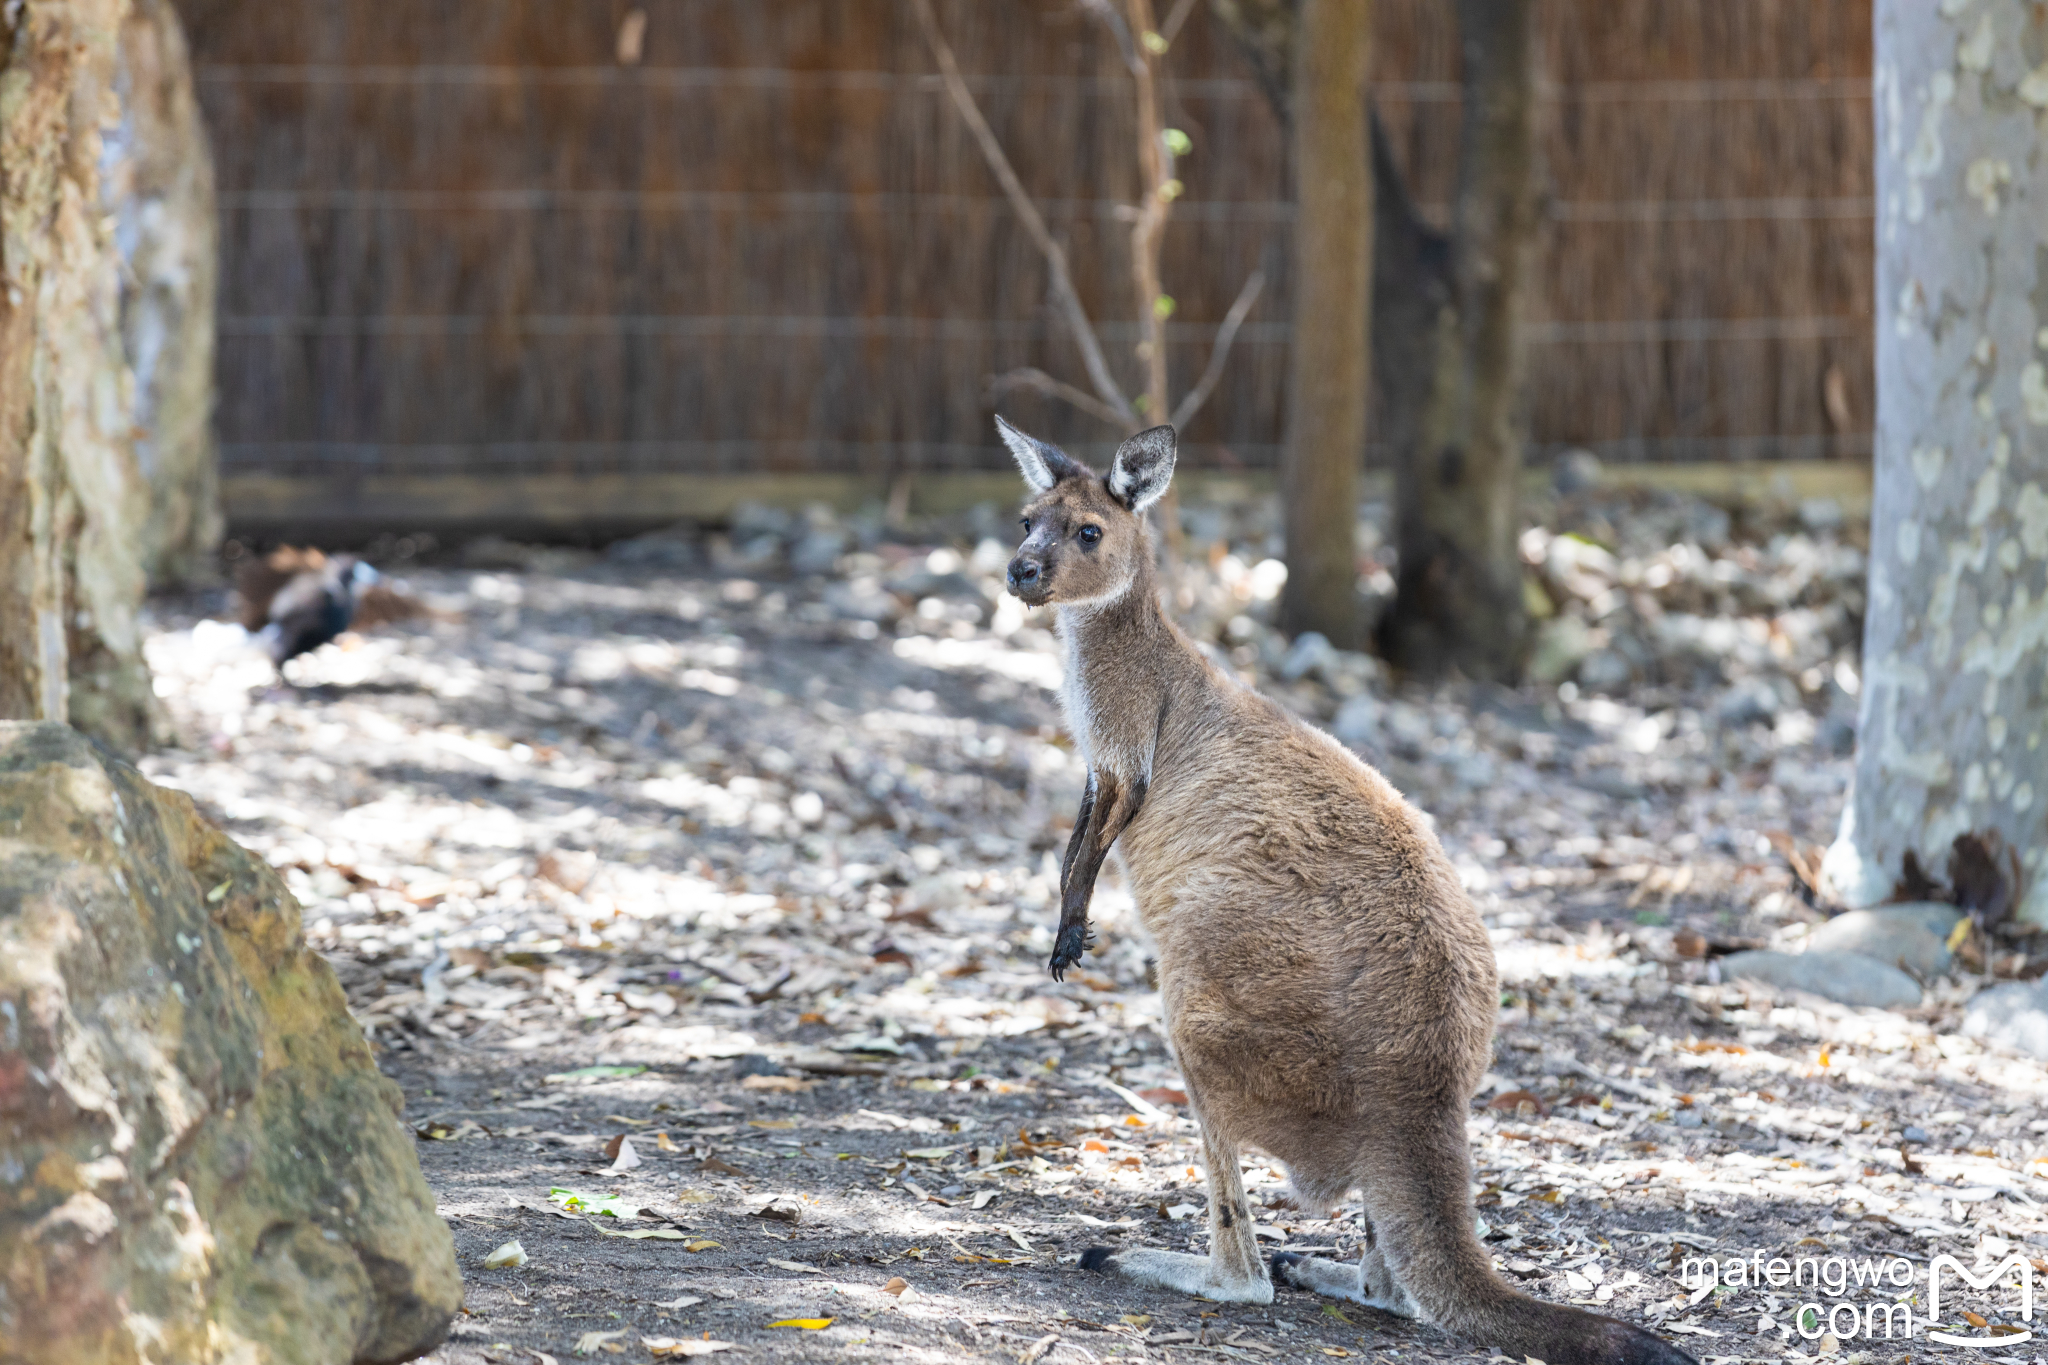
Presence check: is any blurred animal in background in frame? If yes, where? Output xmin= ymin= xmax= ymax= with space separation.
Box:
xmin=234 ymin=547 xmax=427 ymax=679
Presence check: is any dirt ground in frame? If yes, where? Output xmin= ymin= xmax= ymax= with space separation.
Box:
xmin=137 ymin=498 xmax=2048 ymax=1365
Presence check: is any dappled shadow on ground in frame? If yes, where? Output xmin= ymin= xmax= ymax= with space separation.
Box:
xmin=136 ymin=512 xmax=2043 ymax=1364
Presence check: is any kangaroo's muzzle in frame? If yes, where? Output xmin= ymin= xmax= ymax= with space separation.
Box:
xmin=1007 ymin=555 xmax=1051 ymax=604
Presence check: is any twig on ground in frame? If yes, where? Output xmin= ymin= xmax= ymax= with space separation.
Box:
xmin=1564 ymin=1058 xmax=1668 ymax=1105
xmin=1094 ymin=1076 xmax=1171 ymax=1123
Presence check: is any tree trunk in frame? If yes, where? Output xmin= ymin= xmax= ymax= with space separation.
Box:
xmin=1823 ymin=1 xmax=2048 ymax=925
xmin=1377 ymin=0 xmax=1536 ymax=681
xmin=0 ymin=0 xmax=159 ymax=750
xmin=1367 ymin=110 xmax=1454 ymax=524
xmin=1278 ymin=0 xmax=1372 ymax=647
xmin=112 ymin=0 xmax=223 ymax=587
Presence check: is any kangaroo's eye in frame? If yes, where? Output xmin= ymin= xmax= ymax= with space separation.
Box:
xmin=1020 ymin=518 xmax=1032 ymax=533
xmin=1078 ymin=525 xmax=1102 ymax=545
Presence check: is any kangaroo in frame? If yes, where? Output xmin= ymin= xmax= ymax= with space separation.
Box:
xmin=996 ymin=416 xmax=1694 ymax=1365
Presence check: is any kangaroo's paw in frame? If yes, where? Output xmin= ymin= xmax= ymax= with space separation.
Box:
xmin=1270 ymin=1251 xmax=1418 ymax=1318
xmin=1047 ymin=921 xmax=1091 ymax=979
xmin=1081 ymin=1246 xmax=1274 ymax=1305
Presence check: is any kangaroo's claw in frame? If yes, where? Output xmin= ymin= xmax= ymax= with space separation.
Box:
xmin=1048 ymin=919 xmax=1090 ymax=979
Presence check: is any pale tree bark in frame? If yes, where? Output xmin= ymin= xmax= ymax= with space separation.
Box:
xmin=1823 ymin=0 xmax=2048 ymax=925
xmin=1278 ymin=0 xmax=1372 ymax=647
xmin=111 ymin=0 xmax=223 ymax=587
xmin=1377 ymin=0 xmax=1536 ymax=681
xmin=0 ymin=0 xmax=159 ymax=750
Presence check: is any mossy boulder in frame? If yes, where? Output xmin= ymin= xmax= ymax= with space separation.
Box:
xmin=0 ymin=722 xmax=459 ymax=1363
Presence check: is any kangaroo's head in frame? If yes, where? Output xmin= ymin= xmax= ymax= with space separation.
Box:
xmin=998 ymin=417 xmax=1177 ymax=609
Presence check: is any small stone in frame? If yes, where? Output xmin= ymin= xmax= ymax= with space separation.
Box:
xmin=1331 ymin=694 xmax=1380 ymax=747
xmin=1805 ymin=902 xmax=1963 ymax=978
xmin=1716 ymin=677 xmax=1784 ymax=727
xmin=1716 ymin=949 xmax=1923 ymax=1009
xmin=1554 ymin=448 xmax=1604 ymax=494
xmin=1901 ymin=1126 xmax=1930 ymax=1145
xmin=1278 ymin=631 xmax=1337 ymax=682
xmin=1578 ymin=649 xmax=1634 ymax=693
xmin=1528 ymin=616 xmax=1597 ymax=685
xmin=1962 ymin=980 xmax=2048 ymax=1059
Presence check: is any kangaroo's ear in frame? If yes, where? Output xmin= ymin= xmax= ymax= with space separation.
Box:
xmin=996 ymin=415 xmax=1088 ymax=493
xmin=1107 ymin=425 xmax=1176 ymax=514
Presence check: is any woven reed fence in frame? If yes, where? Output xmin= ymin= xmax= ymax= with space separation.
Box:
xmin=179 ymin=0 xmax=1872 ymax=484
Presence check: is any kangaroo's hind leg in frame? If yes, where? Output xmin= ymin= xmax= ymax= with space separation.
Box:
xmin=1271 ymin=1212 xmax=1418 ymax=1317
xmin=1079 ymin=1118 xmax=1273 ymax=1303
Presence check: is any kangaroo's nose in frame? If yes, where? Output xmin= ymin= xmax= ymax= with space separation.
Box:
xmin=1007 ymin=557 xmax=1041 ymax=591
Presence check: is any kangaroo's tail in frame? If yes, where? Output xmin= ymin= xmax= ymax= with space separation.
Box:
xmin=1357 ymin=1111 xmax=1698 ymax=1365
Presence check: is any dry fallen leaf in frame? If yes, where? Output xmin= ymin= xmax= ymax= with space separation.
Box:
xmin=767 ymin=1317 xmax=834 ymax=1330
xmin=740 ymin=1074 xmax=811 ymax=1092
xmin=970 ymin=1190 xmax=998 ymax=1210
xmin=607 ymin=1136 xmax=642 ymax=1172
xmin=482 ymin=1239 xmax=527 ymax=1268
xmin=596 ymin=1227 xmax=687 ymax=1240
xmin=647 ymin=1340 xmax=735 ymax=1358
xmin=573 ymin=1328 xmax=627 ymax=1355
xmin=766 ymin=1257 xmax=823 ymax=1274
xmin=882 ymin=1276 xmax=910 ymax=1296
xmin=655 ymin=1130 xmax=679 ymax=1152
xmin=682 ymin=1238 xmax=721 ymax=1252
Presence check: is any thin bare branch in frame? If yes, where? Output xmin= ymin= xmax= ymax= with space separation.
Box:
xmin=1170 ymin=267 xmax=1265 ymax=429
xmin=988 ymin=368 xmax=1131 ymax=428
xmin=1079 ymin=0 xmax=1144 ymax=74
xmin=910 ymin=0 xmax=1137 ymax=429
xmin=1157 ymin=0 xmax=1200 ymax=47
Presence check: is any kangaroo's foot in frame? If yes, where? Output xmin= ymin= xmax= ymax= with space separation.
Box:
xmin=1080 ymin=1246 xmax=1275 ymax=1305
xmin=1270 ymin=1248 xmax=1418 ymax=1318
xmin=1047 ymin=921 xmax=1094 ymax=979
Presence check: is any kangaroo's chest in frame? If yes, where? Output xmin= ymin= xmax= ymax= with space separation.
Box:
xmin=1060 ymin=652 xmax=1156 ymax=783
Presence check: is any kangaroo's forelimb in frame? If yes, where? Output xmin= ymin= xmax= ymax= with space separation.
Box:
xmin=1048 ymin=769 xmax=1146 ymax=979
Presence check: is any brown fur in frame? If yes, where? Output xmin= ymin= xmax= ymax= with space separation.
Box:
xmin=998 ymin=421 xmax=1694 ymax=1365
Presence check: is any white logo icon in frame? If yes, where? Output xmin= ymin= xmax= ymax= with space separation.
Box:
xmin=1927 ymin=1255 xmax=2033 ymax=1348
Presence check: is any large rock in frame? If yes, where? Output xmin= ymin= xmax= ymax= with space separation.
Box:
xmin=1805 ymin=902 xmax=1963 ymax=979
xmin=1716 ymin=948 xmax=1924 ymax=1010
xmin=0 ymin=723 xmax=459 ymax=1363
xmin=1962 ymin=981 xmax=2048 ymax=1060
